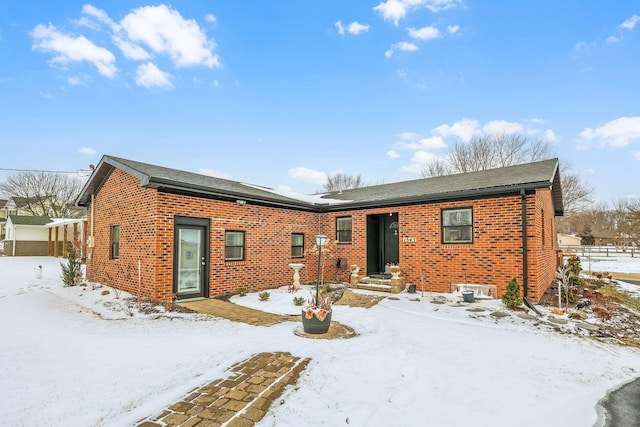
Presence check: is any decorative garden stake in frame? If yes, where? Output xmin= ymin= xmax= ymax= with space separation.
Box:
xmin=314 ymin=234 xmax=327 ymax=306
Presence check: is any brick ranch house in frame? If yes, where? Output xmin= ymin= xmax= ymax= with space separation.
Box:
xmin=76 ymin=155 xmax=564 ymax=304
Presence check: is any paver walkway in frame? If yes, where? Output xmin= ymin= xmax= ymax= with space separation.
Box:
xmin=136 ymin=352 xmax=310 ymax=427
xmin=179 ymin=299 xmax=295 ymax=326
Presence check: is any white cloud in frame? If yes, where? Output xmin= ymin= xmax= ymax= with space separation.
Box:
xmin=120 ymin=4 xmax=220 ymax=68
xmin=544 ymin=129 xmax=558 ymax=142
xmin=526 ymin=117 xmax=546 ymax=124
xmin=134 ymin=62 xmax=173 ymax=88
xmin=67 ymin=76 xmax=82 ymax=85
xmin=374 ymin=0 xmax=462 ymax=25
xmin=337 ymin=20 xmax=370 ymax=36
xmin=482 ymin=120 xmax=524 ymax=135
xmin=374 ymin=0 xmax=408 ymax=26
xmin=573 ymin=41 xmax=588 ymax=53
xmin=396 ymin=135 xmax=447 ymax=150
xmin=288 ymin=167 xmax=328 ymax=184
xmin=407 ymin=26 xmax=440 ymax=40
xmin=579 ymin=116 xmax=640 ymax=147
xmin=632 ymin=151 xmax=640 ymax=161
xmin=433 ymin=118 xmax=480 ymax=142
xmin=205 ymin=14 xmax=217 ymax=24
xmin=620 ymin=14 xmax=640 ymax=30
xmin=399 ymin=131 xmax=420 ymax=140
xmin=81 ymin=4 xmax=118 ymax=31
xmin=348 ymin=22 xmax=370 ymax=35
xmin=607 ymin=36 xmax=621 ymax=43
xmin=400 ymin=150 xmax=441 ymax=174
xmin=113 ymin=36 xmax=151 ymax=60
xmin=447 ymin=25 xmax=460 ymax=34
xmin=78 ymin=147 xmax=97 ymax=155
xmin=31 ymin=23 xmax=117 ymax=78
xmin=199 ymin=168 xmax=231 ymax=179
xmin=385 ymin=41 xmax=418 ymax=57
xmin=387 ymin=150 xmax=400 ymax=158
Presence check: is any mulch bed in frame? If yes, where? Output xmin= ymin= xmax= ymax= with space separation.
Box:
xmin=538 ymin=276 xmax=640 ymax=345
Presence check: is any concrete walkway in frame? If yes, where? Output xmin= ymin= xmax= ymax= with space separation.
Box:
xmin=136 ymin=352 xmax=310 ymax=427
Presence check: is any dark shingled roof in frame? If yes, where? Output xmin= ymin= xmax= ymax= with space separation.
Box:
xmin=76 ymin=155 xmax=563 ymax=215
xmin=76 ymin=156 xmax=314 ymax=210
xmin=8 ymin=215 xmax=52 ymax=226
xmin=321 ymin=158 xmax=563 ymax=214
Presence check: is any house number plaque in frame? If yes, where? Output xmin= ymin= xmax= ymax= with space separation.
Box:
xmin=402 ymin=237 xmax=417 ymax=242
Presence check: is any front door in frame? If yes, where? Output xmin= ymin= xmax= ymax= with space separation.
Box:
xmin=366 ymin=213 xmax=399 ymax=275
xmin=174 ymin=216 xmax=209 ymax=299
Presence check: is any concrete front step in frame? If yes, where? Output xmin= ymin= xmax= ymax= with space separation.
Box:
xmin=352 ymin=276 xmax=406 ymax=294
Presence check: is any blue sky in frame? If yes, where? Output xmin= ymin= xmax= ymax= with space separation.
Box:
xmin=1 ymin=1 xmax=639 ymax=203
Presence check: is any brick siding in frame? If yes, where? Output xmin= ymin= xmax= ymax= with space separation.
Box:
xmin=86 ymin=168 xmax=558 ymax=303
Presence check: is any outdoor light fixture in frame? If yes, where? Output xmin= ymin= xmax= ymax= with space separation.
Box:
xmin=314 ymin=234 xmax=327 ymax=306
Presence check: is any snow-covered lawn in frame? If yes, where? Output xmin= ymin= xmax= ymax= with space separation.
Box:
xmin=1 ymin=255 xmax=639 ymax=427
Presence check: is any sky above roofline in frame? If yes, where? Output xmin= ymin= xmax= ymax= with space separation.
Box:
xmin=0 ymin=1 xmax=638 ymax=203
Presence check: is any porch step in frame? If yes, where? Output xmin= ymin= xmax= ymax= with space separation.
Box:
xmin=353 ymin=276 xmax=405 ymax=294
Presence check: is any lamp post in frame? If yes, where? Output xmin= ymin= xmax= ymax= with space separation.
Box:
xmin=314 ymin=234 xmax=327 ymax=307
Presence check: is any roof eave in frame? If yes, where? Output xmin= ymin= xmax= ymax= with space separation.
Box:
xmin=319 ymin=182 xmax=554 ymax=212
xmin=148 ymin=178 xmax=319 ymax=211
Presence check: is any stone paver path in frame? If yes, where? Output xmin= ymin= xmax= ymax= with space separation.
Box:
xmin=179 ymin=299 xmax=295 ymax=326
xmin=136 ymin=352 xmax=310 ymax=427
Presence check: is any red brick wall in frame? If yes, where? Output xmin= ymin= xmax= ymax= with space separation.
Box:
xmin=528 ymin=188 xmax=559 ymax=301
xmin=87 ymin=168 xmax=558 ymax=303
xmin=86 ymin=169 xmax=161 ymax=299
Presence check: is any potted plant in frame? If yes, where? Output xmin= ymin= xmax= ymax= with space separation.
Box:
xmin=301 ymin=293 xmax=332 ymax=334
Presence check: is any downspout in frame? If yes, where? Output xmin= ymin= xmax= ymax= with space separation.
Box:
xmin=521 ymin=188 xmax=541 ymax=315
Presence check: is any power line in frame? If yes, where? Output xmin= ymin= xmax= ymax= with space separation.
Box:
xmin=0 ymin=167 xmax=92 ymax=175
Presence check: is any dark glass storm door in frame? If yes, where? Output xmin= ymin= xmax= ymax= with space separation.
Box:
xmin=366 ymin=213 xmax=400 ymax=275
xmin=173 ymin=216 xmax=210 ymax=300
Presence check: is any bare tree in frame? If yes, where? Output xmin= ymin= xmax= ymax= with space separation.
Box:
xmin=323 ymin=173 xmax=365 ymax=192
xmin=423 ymin=134 xmax=555 ymax=176
xmin=558 ymin=165 xmax=593 ymax=215
xmin=624 ymin=198 xmax=640 ymax=244
xmin=420 ymin=133 xmax=592 ymax=217
xmin=0 ymin=171 xmax=85 ymax=218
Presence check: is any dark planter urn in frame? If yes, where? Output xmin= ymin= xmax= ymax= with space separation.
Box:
xmin=301 ymin=308 xmax=332 ymax=334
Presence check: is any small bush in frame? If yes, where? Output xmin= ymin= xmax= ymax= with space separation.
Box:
xmin=236 ymin=287 xmax=247 ymax=297
xmin=502 ymin=278 xmax=523 ymax=308
xmin=60 ymin=248 xmax=83 ymax=287
xmin=293 ymin=296 xmax=305 ymax=306
xmin=258 ymin=291 xmax=270 ymax=301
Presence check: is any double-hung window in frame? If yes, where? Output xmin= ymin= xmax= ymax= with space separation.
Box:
xmin=442 ymin=208 xmax=473 ymax=244
xmin=336 ymin=217 xmax=352 ymax=244
xmin=292 ymin=233 xmax=304 ymax=258
xmin=225 ymin=230 xmax=245 ymax=261
xmin=111 ymin=225 xmax=120 ymax=259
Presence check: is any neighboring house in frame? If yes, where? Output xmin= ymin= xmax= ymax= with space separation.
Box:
xmin=3 ymin=215 xmax=86 ymax=257
xmin=0 ymin=198 xmax=7 ymax=240
xmin=76 ymin=155 xmax=564 ymax=304
xmin=3 ymin=215 xmax=52 ymax=256
xmin=557 ymin=233 xmax=581 ymax=248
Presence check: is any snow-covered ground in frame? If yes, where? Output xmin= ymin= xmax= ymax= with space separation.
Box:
xmin=1 ymin=255 xmax=639 ymax=427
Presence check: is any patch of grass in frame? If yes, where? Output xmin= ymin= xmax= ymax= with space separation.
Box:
xmin=599 ymin=286 xmax=640 ymax=312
